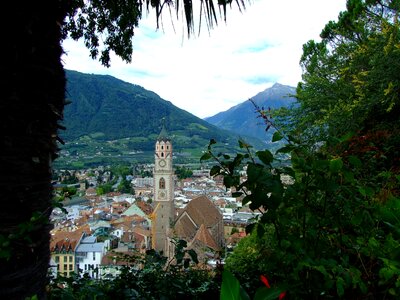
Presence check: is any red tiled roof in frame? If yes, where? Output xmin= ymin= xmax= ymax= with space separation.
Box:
xmin=174 ymin=195 xmax=222 ymax=246
xmin=133 ymin=227 xmax=151 ymax=237
xmin=120 ymin=231 xmax=135 ymax=243
xmin=178 ymin=195 xmax=222 ymax=228
xmin=174 ymin=212 xmax=198 ymax=240
xmin=106 ymin=192 xmax=122 ymax=197
xmin=133 ymin=232 xmax=144 ymax=243
xmin=101 ymin=252 xmax=136 ymax=266
xmin=136 ymin=201 xmax=153 ymax=215
xmin=191 ymin=224 xmax=220 ymax=251
xmin=50 ymin=227 xmax=89 ymax=252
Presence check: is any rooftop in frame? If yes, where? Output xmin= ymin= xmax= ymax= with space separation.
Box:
xmin=76 ymin=242 xmax=104 ymax=253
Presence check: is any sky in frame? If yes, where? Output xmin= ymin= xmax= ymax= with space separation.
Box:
xmin=62 ymin=0 xmax=347 ymax=119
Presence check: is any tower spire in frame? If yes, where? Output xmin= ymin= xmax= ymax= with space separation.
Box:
xmin=157 ymin=117 xmax=170 ymax=141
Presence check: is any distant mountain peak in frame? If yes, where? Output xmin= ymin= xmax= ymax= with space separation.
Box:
xmin=205 ymin=83 xmax=297 ymax=142
xmin=266 ymin=82 xmax=295 ymax=92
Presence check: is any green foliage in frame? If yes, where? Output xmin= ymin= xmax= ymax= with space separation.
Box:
xmin=220 ymin=270 xmax=241 ymax=300
xmin=62 ymin=1 xmax=248 ymax=66
xmin=0 ymin=211 xmax=49 ymax=261
xmin=282 ymin=0 xmax=400 ymax=144
xmin=206 ymin=130 xmax=400 ymax=298
xmin=231 ymin=227 xmax=240 ymax=235
xmin=169 ymin=239 xmax=199 ymax=268
xmin=62 ymin=186 xmax=77 ymax=197
xmin=117 ymin=177 xmax=133 ymax=194
xmin=175 ymin=165 xmax=193 ymax=180
xmin=220 ymin=269 xmax=284 ymax=300
xmin=111 ymin=165 xmax=131 ymax=177
xmin=96 ymin=183 xmax=113 ymax=195
xmin=60 ymin=172 xmax=79 ymax=184
xmin=208 ymin=5 xmax=400 ymax=297
xmin=225 ymin=225 xmax=274 ymax=292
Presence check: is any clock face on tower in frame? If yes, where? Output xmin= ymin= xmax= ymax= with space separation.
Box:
xmin=158 ymin=159 xmax=166 ymax=167
xmin=158 ymin=190 xmax=166 ymax=200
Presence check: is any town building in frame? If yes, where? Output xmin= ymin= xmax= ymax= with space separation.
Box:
xmin=75 ymin=235 xmax=106 ymax=279
xmin=50 ymin=227 xmax=89 ymax=278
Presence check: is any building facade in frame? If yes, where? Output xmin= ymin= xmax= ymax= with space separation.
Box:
xmin=50 ymin=240 xmax=78 ymax=277
xmin=75 ymin=235 xmax=106 ymax=279
xmin=50 ymin=231 xmax=85 ymax=278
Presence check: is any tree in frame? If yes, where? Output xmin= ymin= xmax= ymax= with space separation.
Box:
xmin=225 ymin=224 xmax=275 ymax=295
xmin=284 ymin=0 xmax=400 ymax=144
xmin=0 ymin=3 xmax=67 ymax=299
xmin=175 ymin=165 xmax=193 ymax=180
xmin=117 ymin=177 xmax=133 ymax=194
xmin=205 ymin=1 xmax=400 ymax=298
xmin=0 ymin=1 xmax=248 ymax=298
xmin=205 ymin=119 xmax=400 ymax=298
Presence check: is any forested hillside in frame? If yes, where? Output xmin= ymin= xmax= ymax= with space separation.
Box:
xmin=54 ymin=70 xmax=265 ymax=167
xmin=63 ymin=70 xmax=234 ymax=146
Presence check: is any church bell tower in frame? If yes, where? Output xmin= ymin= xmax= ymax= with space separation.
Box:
xmin=152 ymin=120 xmax=174 ymax=255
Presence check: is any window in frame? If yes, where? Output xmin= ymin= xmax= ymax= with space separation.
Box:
xmin=55 ymin=256 xmax=59 ymax=263
xmin=69 ymin=264 xmax=73 ymax=271
xmin=167 ymin=145 xmax=169 ymax=150
xmin=85 ymin=264 xmax=87 ymax=270
xmin=159 ymin=178 xmax=165 ymax=189
xmin=63 ymin=256 xmax=67 ymax=262
xmin=93 ymin=252 xmax=96 ymax=261
xmin=161 ymin=152 xmax=164 ymax=157
xmin=161 ymin=145 xmax=164 ymax=150
xmin=69 ymin=256 xmax=73 ymax=262
xmin=63 ymin=264 xmax=67 ymax=271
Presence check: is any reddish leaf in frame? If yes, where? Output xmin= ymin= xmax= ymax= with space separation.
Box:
xmin=260 ymin=275 xmax=271 ymax=288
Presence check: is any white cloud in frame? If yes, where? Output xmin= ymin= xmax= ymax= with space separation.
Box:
xmin=62 ymin=0 xmax=347 ymax=118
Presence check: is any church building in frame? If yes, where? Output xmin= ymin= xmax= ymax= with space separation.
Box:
xmin=151 ymin=122 xmax=224 ymax=260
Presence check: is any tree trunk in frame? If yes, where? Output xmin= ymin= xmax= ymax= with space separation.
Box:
xmin=0 ymin=2 xmax=67 ymax=299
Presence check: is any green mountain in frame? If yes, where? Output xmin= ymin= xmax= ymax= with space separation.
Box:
xmin=205 ymin=83 xmax=296 ymax=142
xmin=57 ymin=70 xmax=264 ymax=168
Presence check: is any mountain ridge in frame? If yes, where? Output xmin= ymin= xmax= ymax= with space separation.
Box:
xmin=63 ymin=70 xmax=234 ymax=143
xmin=57 ymin=70 xmax=266 ymax=168
xmin=205 ymin=83 xmax=297 ymax=142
